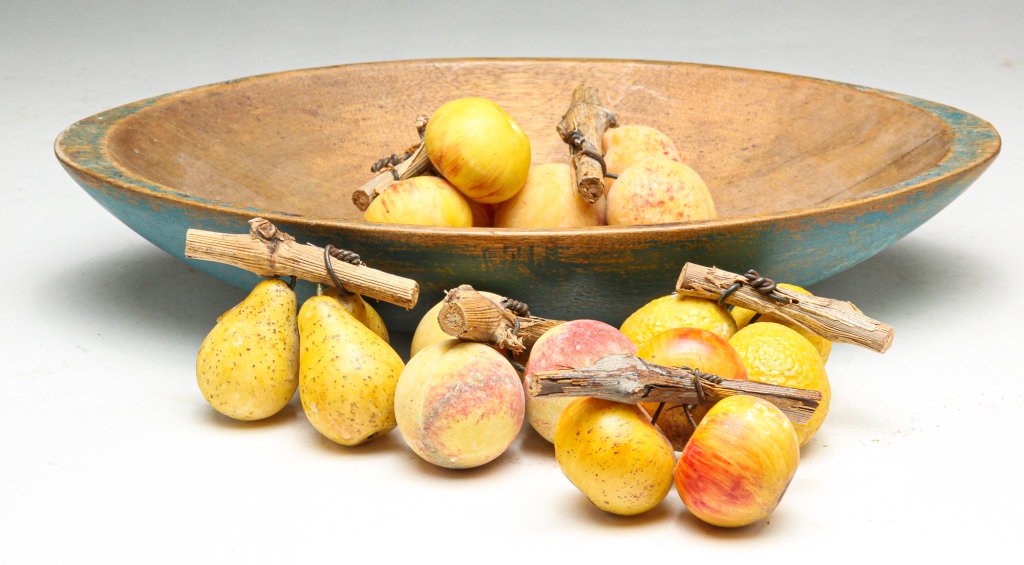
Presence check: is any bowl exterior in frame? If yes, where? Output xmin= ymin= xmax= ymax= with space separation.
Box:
xmin=55 ymin=61 xmax=1000 ymax=333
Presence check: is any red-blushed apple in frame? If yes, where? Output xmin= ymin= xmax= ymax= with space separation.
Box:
xmin=602 ymin=124 xmax=685 ymax=192
xmin=425 ymin=97 xmax=531 ymax=204
xmin=636 ymin=327 xmax=749 ymax=450
xmin=523 ymin=320 xmax=637 ymax=442
xmin=363 ymin=175 xmax=473 ymax=227
xmin=606 ymin=156 xmax=716 ymax=226
xmin=675 ymin=395 xmax=800 ymax=527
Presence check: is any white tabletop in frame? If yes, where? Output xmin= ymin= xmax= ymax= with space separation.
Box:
xmin=3 ymin=1 xmax=1022 ymax=561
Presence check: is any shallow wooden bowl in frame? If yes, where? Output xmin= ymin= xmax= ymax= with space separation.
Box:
xmin=56 ymin=59 xmax=999 ymax=332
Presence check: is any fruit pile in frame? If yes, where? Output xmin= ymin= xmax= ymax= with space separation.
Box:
xmin=361 ymin=96 xmax=715 ymax=228
xmin=192 ymin=92 xmax=871 ymax=529
xmin=197 ymin=269 xmax=834 ymax=528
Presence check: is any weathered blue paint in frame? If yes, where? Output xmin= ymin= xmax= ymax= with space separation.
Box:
xmin=54 ymin=61 xmax=1000 ymax=333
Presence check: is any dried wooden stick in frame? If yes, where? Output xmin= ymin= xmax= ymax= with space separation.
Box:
xmin=185 ymin=218 xmax=419 ymax=308
xmin=437 ymin=285 xmax=563 ymax=354
xmin=676 ymin=263 xmax=893 ymax=353
xmin=351 ymin=116 xmax=433 ymax=211
xmin=556 ymin=84 xmax=617 ymax=203
xmin=528 ymin=354 xmax=821 ymax=425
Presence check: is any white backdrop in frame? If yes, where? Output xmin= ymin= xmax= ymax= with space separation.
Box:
xmin=2 ymin=1 xmax=1021 ymax=561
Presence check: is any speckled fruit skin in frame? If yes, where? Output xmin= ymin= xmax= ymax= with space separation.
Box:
xmin=729 ymin=323 xmax=830 ymax=446
xmin=606 ymin=156 xmax=715 ymax=226
xmin=395 ymin=340 xmax=524 ymax=469
xmin=676 ymin=395 xmax=800 ymax=528
xmin=363 ymin=176 xmax=473 ymax=227
xmin=196 ymin=279 xmax=299 ymax=421
xmin=409 ymin=291 xmax=504 ymax=358
xmin=523 ymin=320 xmax=637 ymax=443
xmin=494 ymin=163 xmax=605 ymax=228
xmin=298 ymin=295 xmax=404 ymax=446
xmin=730 ymin=283 xmax=833 ymax=364
xmin=322 ymin=287 xmax=388 ymax=343
xmin=425 ymin=97 xmax=531 ymax=204
xmin=555 ymin=398 xmax=676 ymax=516
xmin=602 ymin=124 xmax=685 ymax=192
xmin=636 ymin=327 xmax=748 ymax=450
xmin=620 ymin=294 xmax=737 ymax=349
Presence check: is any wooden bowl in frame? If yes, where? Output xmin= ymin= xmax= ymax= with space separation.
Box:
xmin=55 ymin=59 xmax=1000 ymax=332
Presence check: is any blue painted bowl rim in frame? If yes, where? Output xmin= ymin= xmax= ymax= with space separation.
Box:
xmin=55 ymin=57 xmax=1001 ymax=240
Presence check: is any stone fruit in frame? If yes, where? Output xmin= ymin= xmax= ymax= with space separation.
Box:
xmin=523 ymin=320 xmax=637 ymax=443
xmin=675 ymin=395 xmax=800 ymax=528
xmin=409 ymin=291 xmax=504 ymax=358
xmin=730 ymin=283 xmax=833 ymax=363
xmin=636 ymin=327 xmax=748 ymax=450
xmin=425 ymin=97 xmax=531 ymax=204
xmin=555 ymin=398 xmax=676 ymax=516
xmin=494 ymin=163 xmax=604 ymax=228
xmin=602 ymin=124 xmax=685 ymax=191
xmin=196 ymin=279 xmax=299 ymax=420
xmin=729 ymin=323 xmax=830 ymax=446
xmin=298 ymin=295 xmax=404 ymax=446
xmin=606 ymin=156 xmax=715 ymax=226
xmin=620 ymin=294 xmax=737 ymax=349
xmin=322 ymin=287 xmax=388 ymax=343
xmin=363 ymin=175 xmax=473 ymax=227
xmin=395 ymin=340 xmax=524 ymax=469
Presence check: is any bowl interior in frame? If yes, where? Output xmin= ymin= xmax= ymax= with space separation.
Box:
xmin=105 ymin=60 xmax=953 ymax=222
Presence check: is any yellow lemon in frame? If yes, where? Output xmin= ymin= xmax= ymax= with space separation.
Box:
xmin=730 ymin=283 xmax=832 ymax=364
xmin=729 ymin=322 xmax=830 ymax=446
xmin=620 ymin=294 xmax=736 ymax=348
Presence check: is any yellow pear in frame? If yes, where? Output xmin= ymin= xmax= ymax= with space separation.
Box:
xmin=322 ymin=287 xmax=389 ymax=343
xmin=196 ymin=279 xmax=299 ymax=421
xmin=555 ymin=398 xmax=676 ymax=515
xmin=298 ymin=295 xmax=404 ymax=446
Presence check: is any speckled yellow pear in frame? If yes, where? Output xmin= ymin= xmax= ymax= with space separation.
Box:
xmin=196 ymin=279 xmax=299 ymax=421
xmin=555 ymin=397 xmax=676 ymax=516
xmin=322 ymin=286 xmax=389 ymax=343
xmin=298 ymin=295 xmax=404 ymax=446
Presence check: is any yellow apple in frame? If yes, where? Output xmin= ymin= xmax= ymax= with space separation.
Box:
xmin=425 ymin=97 xmax=531 ymax=204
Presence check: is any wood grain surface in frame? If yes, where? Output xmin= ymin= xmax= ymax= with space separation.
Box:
xmin=54 ymin=59 xmax=1001 ymax=331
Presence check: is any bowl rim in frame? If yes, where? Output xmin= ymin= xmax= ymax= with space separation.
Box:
xmin=54 ymin=57 xmax=1001 ymax=239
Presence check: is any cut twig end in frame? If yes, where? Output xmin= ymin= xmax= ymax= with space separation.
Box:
xmin=248 ymin=217 xmax=294 ymax=243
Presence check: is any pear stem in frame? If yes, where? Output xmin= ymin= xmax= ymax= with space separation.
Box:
xmin=436 ymin=285 xmax=564 ymax=354
xmin=351 ymin=116 xmax=433 ymax=211
xmin=676 ymin=263 xmax=894 ymax=352
xmin=528 ymin=354 xmax=821 ymax=425
xmin=185 ymin=218 xmax=419 ymax=308
xmin=557 ymin=84 xmax=618 ymax=203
